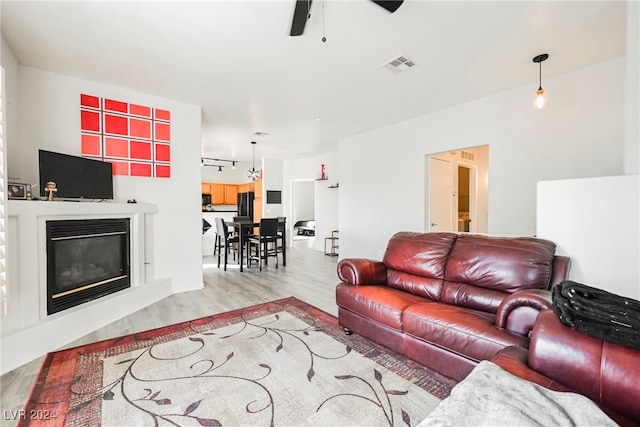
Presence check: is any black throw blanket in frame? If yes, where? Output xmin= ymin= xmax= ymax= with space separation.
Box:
xmin=552 ymin=280 xmax=640 ymax=350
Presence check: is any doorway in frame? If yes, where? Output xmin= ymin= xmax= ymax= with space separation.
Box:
xmin=425 ymin=146 xmax=489 ymax=233
xmin=457 ymin=165 xmax=473 ymax=232
xmin=290 ymin=180 xmax=315 ymax=247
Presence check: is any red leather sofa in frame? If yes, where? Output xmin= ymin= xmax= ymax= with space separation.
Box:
xmin=336 ymin=232 xmax=570 ymax=381
xmin=492 ymin=310 xmax=640 ymax=426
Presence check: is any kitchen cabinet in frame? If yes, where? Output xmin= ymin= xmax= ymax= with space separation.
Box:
xmin=202 ymin=181 xmax=260 ymax=206
xmin=224 ymin=185 xmax=238 ymax=205
xmin=210 ymin=184 xmax=225 ymax=205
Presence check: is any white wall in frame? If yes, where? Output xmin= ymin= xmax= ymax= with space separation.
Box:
xmin=1 ymin=36 xmax=19 ymax=175
xmin=625 ymin=1 xmax=639 ymax=175
xmin=339 ymin=58 xmax=626 ymax=259
xmin=315 ymin=180 xmax=339 ymax=252
xmin=533 ymin=13 xmax=640 ymax=301
xmin=12 ymin=66 xmax=204 ymax=293
xmin=472 ymin=146 xmax=490 ymax=233
xmin=263 ymin=157 xmax=283 ymax=218
xmin=537 ymin=175 xmax=639 ymax=299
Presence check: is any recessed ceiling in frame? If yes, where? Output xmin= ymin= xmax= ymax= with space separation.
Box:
xmin=1 ymin=1 xmax=626 ymax=162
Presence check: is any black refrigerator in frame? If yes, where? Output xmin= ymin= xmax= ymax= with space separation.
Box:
xmin=237 ymin=191 xmax=254 ymax=221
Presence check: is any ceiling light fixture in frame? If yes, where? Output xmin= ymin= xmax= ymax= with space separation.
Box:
xmin=201 ymin=162 xmax=225 ymax=170
xmin=248 ymin=141 xmax=260 ymax=181
xmin=201 ymin=157 xmax=238 ymax=173
xmin=201 ymin=157 xmax=236 ymax=168
xmin=532 ymin=53 xmax=549 ymax=109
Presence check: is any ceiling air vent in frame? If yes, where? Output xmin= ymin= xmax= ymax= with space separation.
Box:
xmin=460 ymin=150 xmax=475 ymax=161
xmin=381 ymin=55 xmax=416 ymax=73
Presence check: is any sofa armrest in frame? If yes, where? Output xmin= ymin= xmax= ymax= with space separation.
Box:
xmin=493 ymin=345 xmax=639 ymax=427
xmin=529 ymin=310 xmax=640 ymax=423
xmin=495 ymin=289 xmax=553 ymax=336
xmin=550 ymin=255 xmax=571 ymax=288
xmin=337 ymin=258 xmax=387 ymax=285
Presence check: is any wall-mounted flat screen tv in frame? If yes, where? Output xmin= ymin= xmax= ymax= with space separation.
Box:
xmin=39 ymin=150 xmax=114 ymax=200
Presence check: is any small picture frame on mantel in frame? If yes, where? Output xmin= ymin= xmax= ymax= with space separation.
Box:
xmin=8 ymin=183 xmax=30 ymax=200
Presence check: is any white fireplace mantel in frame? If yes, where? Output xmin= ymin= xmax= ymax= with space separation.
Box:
xmin=1 ymin=200 xmax=172 ymax=375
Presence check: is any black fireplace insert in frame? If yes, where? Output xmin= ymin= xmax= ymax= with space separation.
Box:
xmin=46 ymin=218 xmax=131 ymax=315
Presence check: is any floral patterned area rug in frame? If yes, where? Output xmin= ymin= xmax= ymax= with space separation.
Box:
xmin=22 ymin=297 xmax=455 ymax=426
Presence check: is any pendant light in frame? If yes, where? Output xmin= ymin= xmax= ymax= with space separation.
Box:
xmin=248 ymin=141 xmax=260 ymax=181
xmin=532 ymin=53 xmax=549 ymax=109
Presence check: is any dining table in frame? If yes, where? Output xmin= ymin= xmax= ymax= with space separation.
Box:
xmin=227 ymin=219 xmax=287 ymax=272
xmin=227 ymin=221 xmax=258 ymax=272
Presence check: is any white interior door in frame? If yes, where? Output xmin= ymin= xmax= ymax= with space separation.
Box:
xmin=429 ymin=157 xmax=453 ymax=231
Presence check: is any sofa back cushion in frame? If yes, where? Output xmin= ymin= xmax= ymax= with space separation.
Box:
xmin=383 ymin=232 xmax=457 ymax=299
xmin=445 ymin=234 xmax=556 ymax=289
xmin=440 ymin=234 xmax=556 ymax=312
xmin=386 ymin=270 xmax=444 ymax=300
xmin=382 ymin=232 xmax=556 ymax=310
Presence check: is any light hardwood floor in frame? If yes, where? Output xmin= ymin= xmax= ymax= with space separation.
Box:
xmin=0 ymin=238 xmax=340 ymax=421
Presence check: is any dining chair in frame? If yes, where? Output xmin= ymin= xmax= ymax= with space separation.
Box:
xmin=276 ymin=216 xmax=286 ymax=256
xmin=248 ymin=218 xmax=279 ymax=271
xmin=215 ymin=217 xmax=239 ymax=271
xmin=232 ymin=215 xmax=256 ymax=245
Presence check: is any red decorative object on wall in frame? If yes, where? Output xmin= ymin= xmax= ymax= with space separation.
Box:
xmin=80 ymin=94 xmax=171 ymax=177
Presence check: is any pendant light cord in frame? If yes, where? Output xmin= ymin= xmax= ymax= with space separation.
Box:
xmin=538 ymin=61 xmax=542 ymax=90
xmin=322 ymin=0 xmax=327 ymax=42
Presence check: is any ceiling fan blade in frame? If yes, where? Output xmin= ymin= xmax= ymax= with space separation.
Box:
xmin=290 ymin=0 xmax=313 ymax=36
xmin=371 ymin=0 xmax=403 ymax=13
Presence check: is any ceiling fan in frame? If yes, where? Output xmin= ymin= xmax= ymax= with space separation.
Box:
xmin=290 ymin=0 xmax=404 ymax=37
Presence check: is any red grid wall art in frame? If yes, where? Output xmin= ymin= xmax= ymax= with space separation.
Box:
xmin=80 ymin=94 xmax=171 ymax=177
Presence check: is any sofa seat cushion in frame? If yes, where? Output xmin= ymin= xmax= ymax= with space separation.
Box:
xmin=335 ymin=283 xmax=430 ymax=331
xmin=403 ymin=303 xmax=529 ymax=362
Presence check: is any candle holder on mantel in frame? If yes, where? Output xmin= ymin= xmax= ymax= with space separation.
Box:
xmin=45 ymin=181 xmax=57 ymax=201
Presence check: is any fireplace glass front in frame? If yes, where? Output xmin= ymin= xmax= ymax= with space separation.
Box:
xmin=46 ymin=218 xmax=131 ymax=314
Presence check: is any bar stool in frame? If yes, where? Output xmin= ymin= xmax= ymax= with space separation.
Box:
xmin=324 ymin=230 xmax=339 ymax=256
